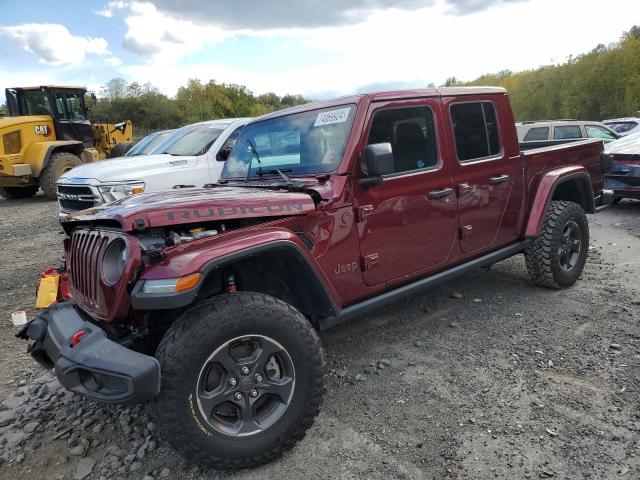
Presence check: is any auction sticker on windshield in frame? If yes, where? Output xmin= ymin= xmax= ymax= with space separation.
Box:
xmin=314 ymin=107 xmax=351 ymax=127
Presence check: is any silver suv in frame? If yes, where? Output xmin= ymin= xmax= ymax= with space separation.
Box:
xmin=517 ymin=120 xmax=620 ymax=146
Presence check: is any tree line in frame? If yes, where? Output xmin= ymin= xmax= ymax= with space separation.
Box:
xmin=446 ymin=26 xmax=640 ymax=122
xmin=90 ymin=78 xmax=308 ymax=135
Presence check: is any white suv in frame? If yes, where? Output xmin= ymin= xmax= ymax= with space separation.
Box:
xmin=56 ymin=118 xmax=250 ymax=216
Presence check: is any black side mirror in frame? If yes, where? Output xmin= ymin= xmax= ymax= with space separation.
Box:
xmin=216 ymin=145 xmax=233 ymax=161
xmin=359 ymin=142 xmax=394 ymax=188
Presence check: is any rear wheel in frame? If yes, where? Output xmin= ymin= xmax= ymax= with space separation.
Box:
xmin=154 ymin=292 xmax=326 ymax=470
xmin=524 ymin=200 xmax=589 ymax=288
xmin=40 ymin=152 xmax=82 ymax=199
xmin=0 ymin=186 xmax=39 ymax=199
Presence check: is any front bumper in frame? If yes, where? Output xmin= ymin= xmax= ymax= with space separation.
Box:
xmin=18 ymin=302 xmax=160 ymax=404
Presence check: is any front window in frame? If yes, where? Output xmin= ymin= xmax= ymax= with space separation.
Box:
xmin=222 ymin=104 xmax=357 ymax=178
xmin=585 ymin=125 xmax=618 ymax=140
xmin=366 ymin=106 xmax=438 ymax=174
xmin=159 ymin=124 xmax=227 ymax=156
xmin=19 ymin=90 xmax=52 ymax=116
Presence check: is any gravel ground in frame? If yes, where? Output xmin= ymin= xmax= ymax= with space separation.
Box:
xmin=0 ymin=194 xmax=639 ymax=479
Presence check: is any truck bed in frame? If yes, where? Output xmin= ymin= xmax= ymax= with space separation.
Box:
xmin=522 ymin=138 xmax=606 ymax=203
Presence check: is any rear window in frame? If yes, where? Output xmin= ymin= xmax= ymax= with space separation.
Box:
xmin=523 ymin=127 xmax=549 ymax=141
xmin=450 ymin=102 xmax=501 ymax=162
xmin=553 ymin=125 xmax=582 ymax=139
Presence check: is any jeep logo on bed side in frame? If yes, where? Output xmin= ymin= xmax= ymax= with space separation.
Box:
xmin=334 ymin=262 xmax=359 ymax=275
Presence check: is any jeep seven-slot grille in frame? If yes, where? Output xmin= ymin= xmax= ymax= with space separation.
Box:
xmin=70 ymin=230 xmax=109 ymax=307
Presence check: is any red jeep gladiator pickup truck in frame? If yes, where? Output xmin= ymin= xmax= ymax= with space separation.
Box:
xmin=20 ymin=87 xmax=613 ymax=469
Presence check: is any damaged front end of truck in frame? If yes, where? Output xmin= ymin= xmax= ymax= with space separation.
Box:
xmin=18 ymin=182 xmax=330 ymax=404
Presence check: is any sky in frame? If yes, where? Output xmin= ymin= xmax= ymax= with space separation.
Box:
xmin=0 ymin=0 xmax=638 ymax=102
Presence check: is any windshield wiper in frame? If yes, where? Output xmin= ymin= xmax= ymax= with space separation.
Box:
xmin=268 ymin=168 xmax=295 ymax=184
xmin=245 ymin=139 xmax=262 ymax=182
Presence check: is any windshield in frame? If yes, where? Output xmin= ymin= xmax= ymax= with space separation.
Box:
xmin=222 ymin=104 xmax=356 ymax=179
xmin=126 ymin=130 xmax=174 ymax=156
xmin=159 ymin=124 xmax=227 ymax=156
xmin=18 ymin=90 xmax=52 ymax=116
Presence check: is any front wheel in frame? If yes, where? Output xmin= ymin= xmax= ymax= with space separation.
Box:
xmin=108 ymin=142 xmax=133 ymax=158
xmin=39 ymin=152 xmax=82 ymax=199
xmin=524 ymin=200 xmax=589 ymax=288
xmin=154 ymin=292 xmax=326 ymax=470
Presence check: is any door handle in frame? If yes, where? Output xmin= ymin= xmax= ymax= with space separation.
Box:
xmin=489 ymin=174 xmax=510 ymax=185
xmin=427 ymin=187 xmax=454 ymax=200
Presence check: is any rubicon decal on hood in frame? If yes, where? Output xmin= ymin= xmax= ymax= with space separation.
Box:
xmin=62 ymin=186 xmax=318 ymax=231
xmin=167 ymin=202 xmax=308 ymax=221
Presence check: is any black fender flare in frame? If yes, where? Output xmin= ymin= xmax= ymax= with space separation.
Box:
xmin=131 ymin=241 xmax=338 ymax=322
xmin=549 ymin=172 xmax=595 ymax=213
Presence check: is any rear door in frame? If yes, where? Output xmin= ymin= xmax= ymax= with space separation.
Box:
xmin=355 ymin=99 xmax=458 ymax=286
xmin=553 ymin=124 xmax=583 ymax=141
xmin=444 ymin=97 xmax=522 ymax=253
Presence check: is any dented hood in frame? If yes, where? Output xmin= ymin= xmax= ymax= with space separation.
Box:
xmin=62 ymin=186 xmax=317 ymax=231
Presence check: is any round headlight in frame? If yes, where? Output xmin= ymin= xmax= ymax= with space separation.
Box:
xmin=103 ymin=239 xmax=127 ymax=284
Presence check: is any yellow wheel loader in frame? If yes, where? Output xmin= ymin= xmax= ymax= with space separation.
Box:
xmin=0 ymin=86 xmax=133 ymax=200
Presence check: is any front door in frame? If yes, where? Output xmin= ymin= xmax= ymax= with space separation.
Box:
xmin=356 ymin=100 xmax=458 ymax=286
xmin=445 ymin=99 xmax=521 ymax=253
xmin=52 ymin=91 xmax=94 ymax=147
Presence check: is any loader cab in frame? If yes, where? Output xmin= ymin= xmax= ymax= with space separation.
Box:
xmin=5 ymin=86 xmax=94 ymax=147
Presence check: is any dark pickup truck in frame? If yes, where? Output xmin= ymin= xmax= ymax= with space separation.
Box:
xmin=20 ymin=87 xmax=613 ymax=470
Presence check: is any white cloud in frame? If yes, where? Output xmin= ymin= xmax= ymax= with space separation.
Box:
xmin=117 ymin=2 xmax=230 ymax=61
xmin=115 ymin=0 xmax=638 ymax=99
xmin=95 ymin=1 xmax=128 ymax=18
xmin=0 ymin=23 xmax=120 ymax=66
xmin=96 ymin=8 xmax=113 ymax=18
